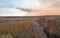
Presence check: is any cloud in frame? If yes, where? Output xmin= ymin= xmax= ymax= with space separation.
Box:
xmin=13 ymin=0 xmax=60 ymax=10
xmin=0 ymin=0 xmax=41 ymax=9
xmin=12 ymin=0 xmax=41 ymax=9
xmin=0 ymin=0 xmax=60 ymax=9
xmin=0 ymin=7 xmax=28 ymax=16
xmin=0 ymin=0 xmax=60 ymax=16
xmin=16 ymin=8 xmax=32 ymax=12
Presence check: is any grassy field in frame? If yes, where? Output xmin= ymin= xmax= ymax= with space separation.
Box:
xmin=0 ymin=16 xmax=60 ymax=38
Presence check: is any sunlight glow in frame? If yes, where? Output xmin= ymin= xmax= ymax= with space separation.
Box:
xmin=0 ymin=8 xmax=28 ymax=16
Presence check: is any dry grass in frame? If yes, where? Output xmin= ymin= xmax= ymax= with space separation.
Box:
xmin=0 ymin=21 xmax=32 ymax=37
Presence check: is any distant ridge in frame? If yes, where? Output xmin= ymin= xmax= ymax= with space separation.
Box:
xmin=0 ymin=15 xmax=60 ymax=18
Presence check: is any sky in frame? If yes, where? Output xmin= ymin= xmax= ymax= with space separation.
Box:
xmin=0 ymin=0 xmax=40 ymax=16
xmin=0 ymin=0 xmax=60 ymax=16
xmin=0 ymin=0 xmax=41 ymax=9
